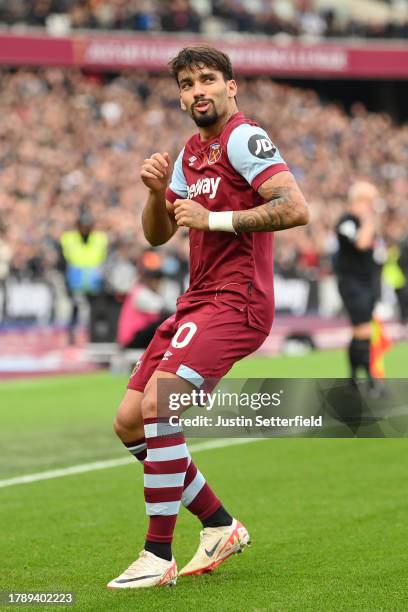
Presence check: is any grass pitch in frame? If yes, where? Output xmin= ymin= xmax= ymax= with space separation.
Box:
xmin=1 ymin=344 xmax=408 ymax=611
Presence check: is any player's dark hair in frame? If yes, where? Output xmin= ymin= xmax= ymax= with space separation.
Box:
xmin=169 ymin=46 xmax=235 ymax=84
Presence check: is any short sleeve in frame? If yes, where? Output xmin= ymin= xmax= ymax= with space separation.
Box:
xmin=227 ymin=124 xmax=289 ymax=191
xmin=166 ymin=148 xmax=188 ymax=203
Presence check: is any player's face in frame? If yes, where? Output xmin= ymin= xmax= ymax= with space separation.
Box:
xmin=178 ymin=65 xmax=237 ymax=128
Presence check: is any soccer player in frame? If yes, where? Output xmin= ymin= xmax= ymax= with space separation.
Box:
xmin=108 ymin=46 xmax=309 ymax=589
xmin=334 ymin=181 xmax=384 ymax=390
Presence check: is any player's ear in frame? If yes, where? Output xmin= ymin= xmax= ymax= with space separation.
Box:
xmin=180 ymin=95 xmax=187 ymax=112
xmin=227 ymin=79 xmax=237 ymax=99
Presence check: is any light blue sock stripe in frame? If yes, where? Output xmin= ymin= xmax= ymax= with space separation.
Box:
xmin=146 ymin=500 xmax=181 ymax=516
xmin=147 ymin=443 xmax=189 ymax=462
xmin=182 ymin=470 xmax=206 ymax=506
xmin=144 ymin=472 xmax=186 ymax=488
xmin=144 ymin=422 xmax=183 ymax=439
xmin=127 ymin=442 xmax=147 ymax=454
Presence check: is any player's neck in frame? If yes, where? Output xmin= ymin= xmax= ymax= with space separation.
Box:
xmin=198 ymin=107 xmax=239 ymax=142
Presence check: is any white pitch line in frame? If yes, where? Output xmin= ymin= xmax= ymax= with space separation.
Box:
xmin=0 ymin=438 xmax=262 ymax=490
xmin=3 ymin=401 xmax=406 ymax=490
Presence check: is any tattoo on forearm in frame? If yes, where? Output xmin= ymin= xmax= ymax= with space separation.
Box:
xmin=232 ymin=186 xmax=303 ymax=233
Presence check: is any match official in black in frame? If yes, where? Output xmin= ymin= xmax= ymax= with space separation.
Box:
xmin=334 ymin=181 xmax=385 ymax=390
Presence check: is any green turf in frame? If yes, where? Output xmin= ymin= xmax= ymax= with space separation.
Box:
xmin=230 ymin=341 xmax=408 ymax=378
xmin=2 ymin=441 xmax=408 ymax=611
xmin=1 ymin=344 xmax=408 ymax=610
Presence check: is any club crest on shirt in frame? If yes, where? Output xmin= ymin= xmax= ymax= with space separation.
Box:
xmin=207 ymin=143 xmax=222 ymax=165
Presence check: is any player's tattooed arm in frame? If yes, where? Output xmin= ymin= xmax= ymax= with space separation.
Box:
xmin=232 ymin=171 xmax=309 ymax=233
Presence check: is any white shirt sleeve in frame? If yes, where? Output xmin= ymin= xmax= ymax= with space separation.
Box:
xmin=227 ymin=124 xmax=287 ymax=187
xmin=338 ymin=219 xmax=358 ymax=242
xmin=168 ymin=147 xmax=188 ymax=198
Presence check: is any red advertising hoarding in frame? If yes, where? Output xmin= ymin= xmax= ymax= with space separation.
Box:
xmin=0 ymin=32 xmax=407 ymax=78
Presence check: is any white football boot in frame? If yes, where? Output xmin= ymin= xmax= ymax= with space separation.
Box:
xmin=179 ymin=518 xmax=250 ymax=576
xmin=107 ymin=550 xmax=177 ymax=589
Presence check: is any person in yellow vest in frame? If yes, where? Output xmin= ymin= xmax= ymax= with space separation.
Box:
xmin=383 ymin=232 xmax=408 ymax=329
xmin=60 ymin=210 xmax=108 ymax=344
xmin=397 ymin=235 xmax=408 ymax=328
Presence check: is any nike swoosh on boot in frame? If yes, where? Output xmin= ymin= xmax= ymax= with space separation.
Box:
xmin=205 ymin=538 xmax=222 ymax=557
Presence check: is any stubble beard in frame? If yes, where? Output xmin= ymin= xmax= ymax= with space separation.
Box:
xmin=190 ymin=102 xmax=219 ymax=128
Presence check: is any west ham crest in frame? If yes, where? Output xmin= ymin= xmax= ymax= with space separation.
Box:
xmin=207 ymin=143 xmax=222 ymax=165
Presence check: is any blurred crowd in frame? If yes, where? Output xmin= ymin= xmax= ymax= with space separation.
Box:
xmin=0 ymin=0 xmax=407 ymax=39
xmin=0 ymin=68 xmax=407 ymax=294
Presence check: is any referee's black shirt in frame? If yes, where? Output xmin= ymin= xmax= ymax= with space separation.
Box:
xmin=334 ymin=213 xmax=378 ymax=281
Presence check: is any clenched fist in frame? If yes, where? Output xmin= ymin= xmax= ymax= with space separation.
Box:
xmin=141 ymin=152 xmax=171 ymax=193
xmin=173 ymin=199 xmax=210 ymax=231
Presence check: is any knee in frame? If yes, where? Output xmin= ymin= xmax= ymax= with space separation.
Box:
xmin=113 ymin=390 xmax=144 ymax=441
xmin=113 ymin=414 xmax=129 ymax=440
xmin=353 ymin=323 xmax=372 ymax=339
xmin=113 ymin=413 xmax=144 ymax=442
xmin=141 ymin=394 xmax=157 ymax=420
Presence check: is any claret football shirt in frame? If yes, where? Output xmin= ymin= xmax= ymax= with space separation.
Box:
xmin=166 ymin=112 xmax=289 ymax=334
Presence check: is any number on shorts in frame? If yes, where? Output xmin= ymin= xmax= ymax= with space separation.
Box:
xmin=171 ymin=322 xmax=197 ymax=349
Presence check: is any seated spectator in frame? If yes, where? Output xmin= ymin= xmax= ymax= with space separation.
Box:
xmin=160 ymin=0 xmax=201 ymax=32
xmin=0 ymin=222 xmax=11 ymax=281
xmin=0 ymin=0 xmax=406 ymax=39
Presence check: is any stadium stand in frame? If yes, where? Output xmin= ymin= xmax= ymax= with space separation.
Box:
xmin=0 ymin=0 xmax=407 ymax=39
xmin=0 ymin=68 xmax=406 ymax=289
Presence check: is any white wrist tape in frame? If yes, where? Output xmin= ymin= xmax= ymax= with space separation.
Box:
xmin=208 ymin=211 xmax=236 ymax=233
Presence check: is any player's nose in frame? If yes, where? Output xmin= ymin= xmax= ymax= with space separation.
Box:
xmin=192 ymin=82 xmax=206 ymax=97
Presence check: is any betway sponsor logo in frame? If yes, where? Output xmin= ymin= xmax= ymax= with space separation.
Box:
xmin=188 ymin=177 xmax=221 ymax=200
